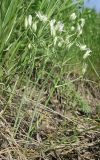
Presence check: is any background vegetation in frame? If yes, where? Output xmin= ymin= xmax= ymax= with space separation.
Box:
xmin=0 ymin=0 xmax=100 ymax=159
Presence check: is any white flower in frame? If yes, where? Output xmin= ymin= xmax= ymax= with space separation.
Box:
xmin=32 ymin=21 xmax=37 ymax=32
xmin=25 ymin=15 xmax=32 ymax=28
xmin=82 ymin=63 xmax=88 ymax=74
xmin=80 ymin=18 xmax=85 ymax=28
xmin=36 ymin=12 xmax=48 ymax=22
xmin=77 ymin=23 xmax=82 ymax=36
xmin=28 ymin=43 xmax=32 ymax=49
xmin=71 ymin=26 xmax=75 ymax=31
xmin=50 ymin=19 xmax=56 ymax=37
xmin=76 ymin=43 xmax=87 ymax=51
xmin=25 ymin=17 xmax=28 ymax=28
xmin=28 ymin=15 xmax=32 ymax=26
xmin=56 ymin=21 xmax=64 ymax=32
xmin=83 ymin=49 xmax=91 ymax=59
xmin=70 ymin=13 xmax=77 ymax=20
xmin=80 ymin=45 xmax=87 ymax=51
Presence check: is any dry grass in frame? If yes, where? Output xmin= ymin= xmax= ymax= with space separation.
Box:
xmin=0 ymin=79 xmax=100 ymax=160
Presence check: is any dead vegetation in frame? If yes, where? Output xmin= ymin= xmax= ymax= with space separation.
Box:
xmin=0 ymin=77 xmax=100 ymax=160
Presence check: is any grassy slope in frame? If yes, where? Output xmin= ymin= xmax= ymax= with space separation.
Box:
xmin=0 ymin=0 xmax=100 ymax=159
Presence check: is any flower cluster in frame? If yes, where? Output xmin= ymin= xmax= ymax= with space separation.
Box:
xmin=50 ymin=19 xmax=64 ymax=36
xmin=76 ymin=18 xmax=85 ymax=36
xmin=70 ymin=13 xmax=85 ymax=36
xmin=77 ymin=43 xmax=92 ymax=74
xmin=77 ymin=43 xmax=92 ymax=59
xmin=24 ymin=11 xmax=91 ymax=75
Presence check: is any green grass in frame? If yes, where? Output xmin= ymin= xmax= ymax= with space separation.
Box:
xmin=0 ymin=0 xmax=100 ymax=159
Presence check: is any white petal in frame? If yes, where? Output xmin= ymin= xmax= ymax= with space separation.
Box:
xmin=83 ymin=49 xmax=91 ymax=59
xmin=80 ymin=18 xmax=85 ymax=28
xmin=50 ymin=19 xmax=56 ymax=36
xmin=32 ymin=22 xmax=37 ymax=32
xmin=36 ymin=12 xmax=48 ymax=22
xmin=28 ymin=15 xmax=32 ymax=26
xmin=25 ymin=17 xmax=28 ymax=28
xmin=28 ymin=43 xmax=32 ymax=49
xmin=76 ymin=43 xmax=87 ymax=51
xmin=70 ymin=13 xmax=77 ymax=20
xmin=56 ymin=21 xmax=64 ymax=32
